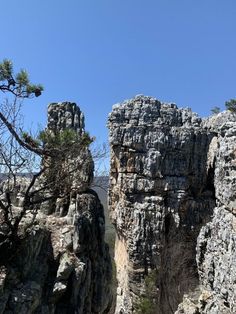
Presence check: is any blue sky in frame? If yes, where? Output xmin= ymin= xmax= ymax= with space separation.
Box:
xmin=1 ymin=0 xmax=236 ymax=144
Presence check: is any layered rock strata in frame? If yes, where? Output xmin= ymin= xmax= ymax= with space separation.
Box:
xmin=177 ymin=112 xmax=236 ymax=314
xmin=41 ymin=102 xmax=94 ymax=215
xmin=0 ymin=102 xmax=112 ymax=314
xmin=108 ymin=95 xmax=236 ymax=314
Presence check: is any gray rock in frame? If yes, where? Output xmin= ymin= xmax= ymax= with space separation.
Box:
xmin=108 ymin=96 xmax=236 ymax=313
xmin=0 ymin=102 xmax=112 ymax=314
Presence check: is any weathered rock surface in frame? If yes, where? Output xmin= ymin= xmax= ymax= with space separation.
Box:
xmin=176 ymin=112 xmax=236 ymax=314
xmin=42 ymin=102 xmax=94 ymax=214
xmin=0 ymin=102 xmax=112 ymax=314
xmin=108 ymin=95 xmax=236 ymax=313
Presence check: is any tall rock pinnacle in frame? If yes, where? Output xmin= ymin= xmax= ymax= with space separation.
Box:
xmin=108 ymin=95 xmax=236 ymax=314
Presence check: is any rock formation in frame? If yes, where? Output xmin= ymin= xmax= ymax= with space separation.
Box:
xmin=41 ymin=102 xmax=94 ymax=215
xmin=0 ymin=102 xmax=112 ymax=314
xmin=108 ymin=95 xmax=236 ymax=313
xmin=177 ymin=112 xmax=236 ymax=314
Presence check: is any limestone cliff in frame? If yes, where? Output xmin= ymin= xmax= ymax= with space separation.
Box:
xmin=0 ymin=102 xmax=112 ymax=314
xmin=177 ymin=111 xmax=236 ymax=314
xmin=108 ymin=95 xmax=236 ymax=313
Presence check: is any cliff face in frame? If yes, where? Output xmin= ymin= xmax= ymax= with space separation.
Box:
xmin=41 ymin=102 xmax=94 ymax=216
xmin=108 ymin=95 xmax=236 ymax=314
xmin=0 ymin=102 xmax=112 ymax=314
xmin=178 ymin=112 xmax=236 ymax=314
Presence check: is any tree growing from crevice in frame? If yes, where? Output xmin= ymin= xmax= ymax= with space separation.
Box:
xmin=135 ymin=270 xmax=158 ymax=314
xmin=0 ymin=59 xmax=93 ymax=261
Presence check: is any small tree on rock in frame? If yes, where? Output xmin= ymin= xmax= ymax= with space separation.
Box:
xmin=225 ymin=99 xmax=236 ymax=113
xmin=210 ymin=106 xmax=220 ymax=115
xmin=0 ymin=59 xmax=93 ymax=261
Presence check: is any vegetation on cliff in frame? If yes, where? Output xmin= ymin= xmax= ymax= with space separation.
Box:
xmin=0 ymin=60 xmax=93 ymax=260
xmin=225 ymin=99 xmax=236 ymax=113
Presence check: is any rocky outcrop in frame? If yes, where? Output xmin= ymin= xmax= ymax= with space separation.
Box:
xmin=0 ymin=102 xmax=112 ymax=314
xmin=108 ymin=95 xmax=236 ymax=313
xmin=177 ymin=112 xmax=236 ymax=314
xmin=41 ymin=102 xmax=94 ymax=216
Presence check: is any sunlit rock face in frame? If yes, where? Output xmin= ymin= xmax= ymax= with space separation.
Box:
xmin=47 ymin=102 xmax=85 ymax=133
xmin=0 ymin=102 xmax=112 ymax=314
xmin=46 ymin=102 xmax=94 ymax=201
xmin=108 ymin=95 xmax=236 ymax=314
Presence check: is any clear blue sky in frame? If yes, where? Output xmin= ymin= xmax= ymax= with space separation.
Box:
xmin=1 ymin=0 xmax=236 ymax=143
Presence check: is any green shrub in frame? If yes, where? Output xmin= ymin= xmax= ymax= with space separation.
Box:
xmin=136 ymin=296 xmax=156 ymax=314
xmin=225 ymin=99 xmax=236 ymax=113
xmin=210 ymin=106 xmax=220 ymax=115
xmin=135 ymin=270 xmax=158 ymax=314
xmin=38 ymin=129 xmax=93 ymax=153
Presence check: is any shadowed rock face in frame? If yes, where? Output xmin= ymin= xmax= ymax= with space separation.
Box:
xmin=0 ymin=102 xmax=112 ymax=314
xmin=190 ymin=112 xmax=236 ymax=314
xmin=108 ymin=95 xmax=236 ymax=314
